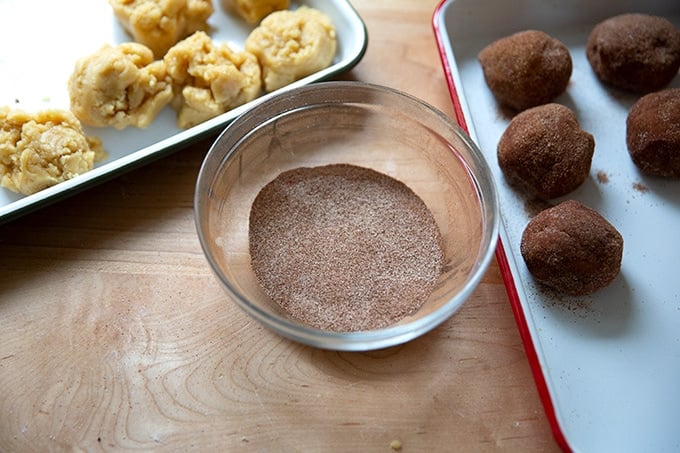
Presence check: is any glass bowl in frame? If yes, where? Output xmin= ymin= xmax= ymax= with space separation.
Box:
xmin=194 ymin=81 xmax=499 ymax=351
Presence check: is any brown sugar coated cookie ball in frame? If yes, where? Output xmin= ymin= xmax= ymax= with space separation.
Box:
xmin=497 ymin=103 xmax=594 ymax=199
xmin=521 ymin=200 xmax=624 ymax=296
xmin=586 ymin=13 xmax=680 ymax=93
xmin=478 ymin=30 xmax=572 ymax=111
xmin=626 ymin=88 xmax=680 ymax=177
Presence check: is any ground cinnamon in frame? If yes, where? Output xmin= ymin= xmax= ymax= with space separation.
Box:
xmin=248 ymin=164 xmax=444 ymax=332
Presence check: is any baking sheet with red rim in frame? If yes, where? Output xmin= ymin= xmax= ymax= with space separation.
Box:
xmin=433 ymin=0 xmax=680 ymax=452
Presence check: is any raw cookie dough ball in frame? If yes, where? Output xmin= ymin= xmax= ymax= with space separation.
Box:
xmin=68 ymin=43 xmax=174 ymax=130
xmin=478 ymin=30 xmax=572 ymax=111
xmin=245 ymin=6 xmax=336 ymax=92
xmin=626 ymin=88 xmax=680 ymax=177
xmin=0 ymin=107 xmax=106 ymax=195
xmin=164 ymin=31 xmax=262 ymax=129
xmin=221 ymin=0 xmax=289 ymax=24
xmin=109 ymin=0 xmax=214 ymax=57
xmin=497 ymin=103 xmax=594 ymax=199
xmin=586 ymin=13 xmax=680 ymax=93
xmin=520 ymin=200 xmax=623 ymax=296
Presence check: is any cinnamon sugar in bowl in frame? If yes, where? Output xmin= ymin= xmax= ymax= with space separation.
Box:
xmin=194 ymin=82 xmax=498 ymax=351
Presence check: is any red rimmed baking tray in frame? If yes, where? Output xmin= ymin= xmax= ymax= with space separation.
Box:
xmin=433 ymin=1 xmax=680 ymax=452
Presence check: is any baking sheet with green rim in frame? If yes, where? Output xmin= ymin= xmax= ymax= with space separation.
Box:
xmin=0 ymin=0 xmax=367 ymax=224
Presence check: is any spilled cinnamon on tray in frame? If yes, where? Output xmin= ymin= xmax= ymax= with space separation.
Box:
xmin=248 ymin=164 xmax=444 ymax=332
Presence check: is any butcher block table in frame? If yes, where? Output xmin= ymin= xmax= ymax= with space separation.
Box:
xmin=0 ymin=1 xmax=561 ymax=451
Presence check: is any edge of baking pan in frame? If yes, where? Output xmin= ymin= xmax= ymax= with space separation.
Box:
xmin=0 ymin=0 xmax=368 ymax=225
xmin=431 ymin=1 xmax=571 ymax=451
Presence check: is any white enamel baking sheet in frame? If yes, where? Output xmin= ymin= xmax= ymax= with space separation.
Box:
xmin=0 ymin=0 xmax=366 ymax=223
xmin=434 ymin=0 xmax=680 ymax=452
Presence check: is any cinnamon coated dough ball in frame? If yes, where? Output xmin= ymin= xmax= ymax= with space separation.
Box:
xmin=245 ymin=6 xmax=336 ymax=92
xmin=586 ymin=13 xmax=680 ymax=93
xmin=521 ymin=200 xmax=623 ymax=296
xmin=68 ymin=43 xmax=173 ymax=129
xmin=497 ymin=103 xmax=594 ymax=199
xmin=109 ymin=0 xmax=214 ymax=58
xmin=478 ymin=30 xmax=572 ymax=111
xmin=626 ymin=88 xmax=680 ymax=177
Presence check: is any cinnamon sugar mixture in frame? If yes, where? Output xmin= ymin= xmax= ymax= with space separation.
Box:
xmin=248 ymin=164 xmax=444 ymax=332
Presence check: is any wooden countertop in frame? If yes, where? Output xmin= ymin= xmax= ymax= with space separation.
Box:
xmin=0 ymin=1 xmax=561 ymax=451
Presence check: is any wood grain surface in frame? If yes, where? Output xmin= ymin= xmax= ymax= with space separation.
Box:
xmin=0 ymin=1 xmax=561 ymax=451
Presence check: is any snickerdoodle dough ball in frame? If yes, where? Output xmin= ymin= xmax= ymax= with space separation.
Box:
xmin=626 ymin=88 xmax=680 ymax=177
xmin=164 ymin=31 xmax=262 ymax=129
xmin=586 ymin=13 xmax=680 ymax=93
xmin=497 ymin=103 xmax=594 ymax=199
xmin=0 ymin=107 xmax=106 ymax=195
xmin=109 ymin=0 xmax=214 ymax=58
xmin=221 ymin=0 xmax=289 ymax=24
xmin=521 ymin=200 xmax=624 ymax=296
xmin=245 ymin=6 xmax=337 ymax=92
xmin=68 ymin=43 xmax=174 ymax=129
xmin=478 ymin=30 xmax=572 ymax=111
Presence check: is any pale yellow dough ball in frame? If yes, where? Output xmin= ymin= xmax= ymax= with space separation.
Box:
xmin=245 ymin=6 xmax=337 ymax=92
xmin=109 ymin=0 xmax=214 ymax=57
xmin=221 ymin=0 xmax=289 ymax=24
xmin=68 ymin=42 xmax=174 ymax=130
xmin=164 ymin=31 xmax=262 ymax=128
xmin=0 ymin=107 xmax=106 ymax=195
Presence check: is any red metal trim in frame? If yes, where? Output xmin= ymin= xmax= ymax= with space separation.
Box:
xmin=431 ymin=2 xmax=571 ymax=450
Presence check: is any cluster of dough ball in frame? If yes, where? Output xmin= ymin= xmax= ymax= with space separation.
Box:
xmin=0 ymin=107 xmax=106 ymax=195
xmin=68 ymin=2 xmax=337 ymax=131
xmin=479 ymin=14 xmax=680 ymax=111
xmin=0 ymin=1 xmax=337 ymax=197
xmin=482 ymin=14 xmax=680 ymax=190
xmin=480 ymin=13 xmax=680 ymax=296
xmin=590 ymin=14 xmax=680 ymax=178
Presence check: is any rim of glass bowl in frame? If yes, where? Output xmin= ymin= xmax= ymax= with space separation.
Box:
xmin=194 ymin=81 xmax=499 ymax=351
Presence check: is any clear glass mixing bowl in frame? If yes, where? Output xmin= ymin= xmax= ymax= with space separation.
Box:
xmin=195 ymin=81 xmax=499 ymax=351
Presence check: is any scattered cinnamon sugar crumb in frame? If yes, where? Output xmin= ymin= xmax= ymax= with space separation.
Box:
xmin=596 ymin=170 xmax=609 ymax=184
xmin=632 ymin=182 xmax=649 ymax=193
